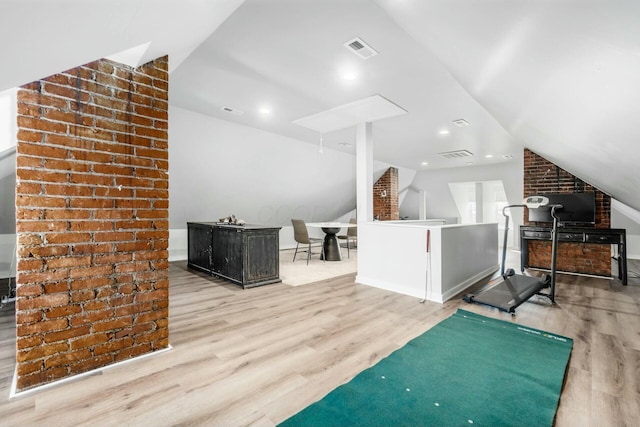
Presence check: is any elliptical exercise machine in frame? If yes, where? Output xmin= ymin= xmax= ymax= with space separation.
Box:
xmin=463 ymin=195 xmax=562 ymax=313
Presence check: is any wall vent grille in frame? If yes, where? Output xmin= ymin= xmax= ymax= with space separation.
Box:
xmin=344 ymin=37 xmax=378 ymax=59
xmin=438 ymin=149 xmax=474 ymax=159
xmin=221 ymin=106 xmax=244 ymax=116
xmin=452 ymin=118 xmax=469 ymax=127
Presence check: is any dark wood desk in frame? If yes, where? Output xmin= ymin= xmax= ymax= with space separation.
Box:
xmin=520 ymin=226 xmax=627 ymax=285
xmin=187 ymin=222 xmax=281 ymax=288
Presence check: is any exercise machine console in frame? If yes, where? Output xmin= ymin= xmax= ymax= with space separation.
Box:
xmin=463 ymin=196 xmax=562 ymax=313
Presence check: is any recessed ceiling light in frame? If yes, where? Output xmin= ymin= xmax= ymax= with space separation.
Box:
xmin=439 ymin=129 xmax=449 ymax=135
xmin=338 ymin=142 xmax=353 ymax=147
xmin=342 ymin=71 xmax=358 ymax=81
xmin=421 ymin=161 xmax=429 ymax=166
xmin=485 ymin=154 xmax=493 ymax=158
xmin=258 ymin=106 xmax=272 ymax=115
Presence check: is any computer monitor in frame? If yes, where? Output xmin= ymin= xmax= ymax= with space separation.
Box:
xmin=528 ymin=192 xmax=596 ymax=224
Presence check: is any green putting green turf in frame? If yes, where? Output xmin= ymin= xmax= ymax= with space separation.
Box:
xmin=280 ymin=309 xmax=573 ymax=427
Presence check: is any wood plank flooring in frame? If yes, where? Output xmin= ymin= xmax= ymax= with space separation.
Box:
xmin=0 ymin=259 xmax=639 ymax=426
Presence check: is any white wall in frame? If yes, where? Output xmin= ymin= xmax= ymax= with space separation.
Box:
xmin=168 ymin=106 xmax=358 ymax=259
xmin=0 ymin=234 xmax=16 ymax=279
xmin=0 ymin=89 xmax=17 ymax=272
xmin=0 ymin=158 xmax=15 ymax=235
xmin=356 ymin=222 xmax=498 ymax=302
xmin=167 ymin=106 xmax=420 ymax=259
xmin=169 ymin=106 xmax=358 ymax=230
xmin=400 ymin=157 xmax=639 ymax=260
xmin=394 ymin=164 xmax=417 ymax=212
xmin=400 ymin=155 xmax=524 ymax=245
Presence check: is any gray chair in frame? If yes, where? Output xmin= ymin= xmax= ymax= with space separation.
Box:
xmin=337 ymin=218 xmax=357 ymax=258
xmin=291 ymin=219 xmax=325 ymax=265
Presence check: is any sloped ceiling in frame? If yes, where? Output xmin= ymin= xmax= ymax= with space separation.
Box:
xmin=1 ymin=0 xmax=640 ymax=212
xmin=0 ymin=0 xmax=244 ymax=89
xmin=170 ymin=0 xmax=518 ymax=172
xmin=375 ymin=0 xmax=640 ymax=210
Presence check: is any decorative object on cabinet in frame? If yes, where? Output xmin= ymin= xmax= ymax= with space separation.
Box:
xmin=217 ymin=214 xmax=246 ymax=225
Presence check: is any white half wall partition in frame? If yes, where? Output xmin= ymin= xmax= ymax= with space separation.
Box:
xmin=356 ymin=221 xmax=498 ymax=303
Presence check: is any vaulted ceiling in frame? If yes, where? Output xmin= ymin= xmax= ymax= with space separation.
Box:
xmin=2 ymin=0 xmax=640 ymax=210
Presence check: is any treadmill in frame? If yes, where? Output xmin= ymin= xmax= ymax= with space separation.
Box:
xmin=463 ymin=196 xmax=562 ymax=313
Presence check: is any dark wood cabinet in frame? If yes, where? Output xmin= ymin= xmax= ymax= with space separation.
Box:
xmin=520 ymin=226 xmax=627 ymax=285
xmin=187 ymin=222 xmax=281 ymax=288
xmin=187 ymin=223 xmax=214 ymax=274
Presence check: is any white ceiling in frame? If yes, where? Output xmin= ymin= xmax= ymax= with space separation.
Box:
xmin=291 ymin=94 xmax=408 ymax=134
xmin=170 ymin=0 xmax=519 ymax=172
xmin=0 ymin=0 xmax=244 ymax=86
xmin=2 ymin=0 xmax=640 ymax=211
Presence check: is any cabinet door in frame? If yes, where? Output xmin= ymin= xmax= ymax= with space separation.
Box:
xmin=212 ymin=227 xmax=243 ymax=281
xmin=245 ymin=231 xmax=279 ymax=283
xmin=188 ymin=224 xmax=213 ymax=272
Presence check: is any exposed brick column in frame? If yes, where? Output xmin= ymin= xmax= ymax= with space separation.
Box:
xmin=373 ymin=167 xmax=399 ymax=221
xmin=523 ymin=149 xmax=611 ymax=276
xmin=15 ymin=56 xmax=169 ymax=391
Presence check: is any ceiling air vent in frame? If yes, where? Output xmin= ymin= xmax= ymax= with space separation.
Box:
xmin=220 ymin=106 xmax=244 ymax=116
xmin=452 ymin=119 xmax=469 ymax=127
xmin=502 ymin=154 xmax=513 ymax=160
xmin=344 ymin=37 xmax=378 ymax=60
xmin=438 ymin=149 xmax=474 ymax=159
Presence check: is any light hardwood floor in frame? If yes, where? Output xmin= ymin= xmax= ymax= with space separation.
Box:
xmin=1 ymin=259 xmax=639 ymax=426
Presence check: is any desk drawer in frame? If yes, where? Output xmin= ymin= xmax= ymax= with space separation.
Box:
xmin=559 ymin=232 xmax=584 ymax=242
xmin=585 ymin=234 xmax=621 ymax=244
xmin=523 ymin=231 xmax=551 ymax=239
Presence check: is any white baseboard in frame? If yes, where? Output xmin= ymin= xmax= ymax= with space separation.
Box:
xmin=169 ymin=229 xmax=187 ymax=261
xmin=169 ymin=250 xmax=187 ymax=262
xmin=11 ymin=346 xmax=172 ymax=398
xmin=355 ymin=275 xmax=424 ymax=300
xmin=356 ymin=263 xmax=498 ymax=304
xmin=439 ymin=264 xmax=498 ymax=303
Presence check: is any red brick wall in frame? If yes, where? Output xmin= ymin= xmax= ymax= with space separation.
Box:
xmin=373 ymin=167 xmax=399 ymax=221
xmin=523 ymin=149 xmax=611 ymax=276
xmin=15 ymin=57 xmax=169 ymax=391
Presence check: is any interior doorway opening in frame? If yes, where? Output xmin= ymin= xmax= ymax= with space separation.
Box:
xmin=448 ymin=180 xmax=514 ymax=247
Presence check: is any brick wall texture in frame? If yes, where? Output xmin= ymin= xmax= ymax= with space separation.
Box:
xmin=373 ymin=167 xmax=399 ymax=221
xmin=523 ymin=149 xmax=611 ymax=276
xmin=14 ymin=56 xmax=169 ymax=391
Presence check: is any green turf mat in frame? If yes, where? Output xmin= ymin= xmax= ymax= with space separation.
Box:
xmin=279 ymin=309 xmax=573 ymax=427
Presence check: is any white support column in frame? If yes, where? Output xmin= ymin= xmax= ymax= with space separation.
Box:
xmin=475 ymin=182 xmax=484 ymax=223
xmin=419 ymin=190 xmax=427 ymax=220
xmin=356 ymin=122 xmax=373 ymax=222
